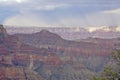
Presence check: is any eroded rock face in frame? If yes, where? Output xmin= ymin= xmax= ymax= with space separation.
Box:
xmin=0 ymin=25 xmax=21 ymax=55
xmin=0 ymin=67 xmax=45 ymax=80
xmin=0 ymin=25 xmax=7 ymax=37
xmin=0 ymin=24 xmax=8 ymax=43
xmin=0 ymin=25 xmax=114 ymax=80
xmin=0 ymin=25 xmax=62 ymax=80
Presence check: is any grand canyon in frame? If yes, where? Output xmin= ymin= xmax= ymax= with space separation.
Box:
xmin=0 ymin=24 xmax=119 ymax=80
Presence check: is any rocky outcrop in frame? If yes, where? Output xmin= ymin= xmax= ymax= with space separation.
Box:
xmin=0 ymin=24 xmax=7 ymax=37
xmin=0 ymin=67 xmax=45 ymax=80
xmin=0 ymin=25 xmax=63 ymax=80
xmin=0 ymin=25 xmax=26 ymax=55
xmin=0 ymin=24 xmax=8 ymax=43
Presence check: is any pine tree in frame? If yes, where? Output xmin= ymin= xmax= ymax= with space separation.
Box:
xmin=93 ymin=50 xmax=120 ymax=80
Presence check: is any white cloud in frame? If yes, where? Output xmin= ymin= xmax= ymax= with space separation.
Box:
xmin=3 ymin=11 xmax=120 ymax=28
xmin=3 ymin=14 xmax=50 ymax=27
xmin=0 ymin=0 xmax=27 ymax=2
xmin=57 ymin=11 xmax=120 ymax=27
xmin=102 ymin=8 xmax=120 ymax=15
xmin=1 ymin=0 xmax=120 ymax=27
xmin=84 ymin=11 xmax=120 ymax=27
xmin=116 ymin=26 xmax=120 ymax=32
xmin=3 ymin=13 xmax=83 ymax=27
xmin=0 ymin=0 xmax=27 ymax=4
xmin=88 ymin=27 xmax=99 ymax=32
xmin=33 ymin=4 xmax=70 ymax=11
xmin=88 ymin=26 xmax=112 ymax=32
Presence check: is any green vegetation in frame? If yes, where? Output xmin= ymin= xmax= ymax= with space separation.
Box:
xmin=93 ymin=50 xmax=120 ymax=80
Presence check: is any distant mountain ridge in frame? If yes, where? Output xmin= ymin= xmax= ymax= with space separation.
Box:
xmin=5 ymin=25 xmax=120 ymax=40
xmin=15 ymin=29 xmax=114 ymax=56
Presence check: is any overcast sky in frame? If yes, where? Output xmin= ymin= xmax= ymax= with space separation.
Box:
xmin=0 ymin=0 xmax=120 ymax=27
